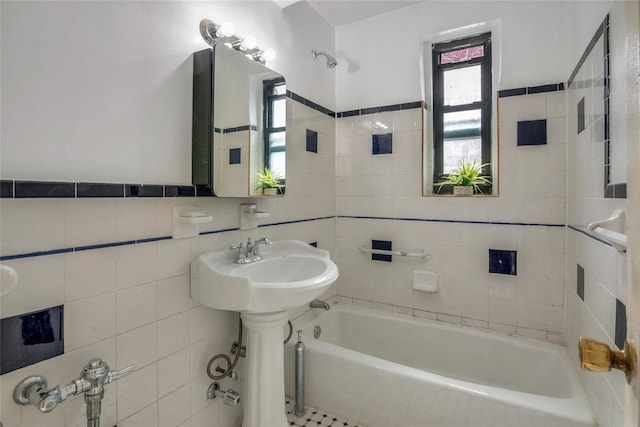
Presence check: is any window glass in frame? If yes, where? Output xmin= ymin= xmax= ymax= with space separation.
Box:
xmin=272 ymin=99 xmax=286 ymax=128
xmin=443 ymin=65 xmax=481 ymax=106
xmin=442 ymin=110 xmax=482 ymax=173
xmin=269 ymin=131 xmax=285 ymax=178
xmin=440 ymin=45 xmax=484 ymax=64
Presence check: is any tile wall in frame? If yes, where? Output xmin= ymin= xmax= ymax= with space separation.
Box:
xmin=0 ymin=97 xmax=336 ymax=427
xmin=334 ymin=89 xmax=568 ymax=342
xmin=564 ymin=12 xmax=628 ymax=427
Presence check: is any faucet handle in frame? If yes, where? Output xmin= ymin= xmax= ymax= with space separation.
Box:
xmin=106 ymin=365 xmax=135 ymax=383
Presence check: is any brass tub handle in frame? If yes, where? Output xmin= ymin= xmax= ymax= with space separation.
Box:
xmin=579 ymin=336 xmax=637 ymax=384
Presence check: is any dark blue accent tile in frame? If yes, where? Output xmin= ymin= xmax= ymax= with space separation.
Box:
xmin=15 ymin=181 xmax=75 ymax=198
xmin=372 ymin=240 xmax=392 ymax=262
xmin=1 ymin=305 xmax=64 ymax=375
xmin=214 ymin=127 xmax=222 ymax=133
xmin=165 ymin=185 xmax=195 ymax=197
xmin=489 ymin=249 xmax=517 ymax=275
xmin=306 ymin=129 xmax=318 ymax=153
xmin=498 ymin=88 xmax=526 ymax=98
xmin=527 ymin=84 xmax=560 ymax=94
xmin=77 ymin=183 xmax=124 ymax=198
xmin=126 ymin=184 xmax=163 ymax=197
xmin=578 ymin=98 xmax=586 ymax=134
xmin=290 ymin=91 xmax=305 ymax=104
xmin=309 ymin=242 xmax=318 ymax=247
xmin=615 ymin=299 xmax=627 ymax=349
xmin=377 ymin=104 xmax=403 ymax=113
xmin=372 ymin=133 xmax=393 ymax=155
xmin=1 ymin=180 xmax=14 ymax=198
xmin=341 ymin=110 xmax=360 ymax=117
xmin=577 ymin=264 xmax=585 ymax=301
xmin=361 ymin=106 xmax=381 ymax=115
xmin=229 ymin=148 xmax=241 ymax=164
xmin=517 ymin=120 xmax=547 ymax=146
xmin=559 ymin=82 xmax=565 ymax=91
xmin=401 ymin=101 xmax=423 ymax=110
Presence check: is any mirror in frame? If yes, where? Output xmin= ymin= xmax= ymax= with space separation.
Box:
xmin=192 ymin=44 xmax=286 ymax=197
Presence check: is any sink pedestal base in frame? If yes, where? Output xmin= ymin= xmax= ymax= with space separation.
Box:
xmin=241 ymin=311 xmax=289 ymax=427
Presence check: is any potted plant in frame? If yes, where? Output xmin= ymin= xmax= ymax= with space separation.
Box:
xmin=436 ymin=159 xmax=491 ymax=195
xmin=255 ymin=167 xmax=283 ymax=195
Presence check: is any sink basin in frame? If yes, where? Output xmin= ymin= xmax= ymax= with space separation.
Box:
xmin=191 ymin=240 xmax=339 ymax=313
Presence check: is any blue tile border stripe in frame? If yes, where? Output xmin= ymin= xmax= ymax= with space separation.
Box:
xmin=338 ymin=215 xmax=564 ymax=227
xmin=0 ymin=215 xmax=567 ymax=261
xmin=0 ymin=236 xmax=171 ymax=261
xmin=0 ymin=217 xmax=337 ymax=260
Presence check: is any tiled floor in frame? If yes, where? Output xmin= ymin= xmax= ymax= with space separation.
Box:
xmin=285 ymin=399 xmax=367 ymax=427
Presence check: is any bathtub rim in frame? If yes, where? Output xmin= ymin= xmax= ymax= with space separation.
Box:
xmin=287 ymin=303 xmax=595 ymax=427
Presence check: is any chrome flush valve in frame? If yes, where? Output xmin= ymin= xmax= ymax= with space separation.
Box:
xmin=14 ymin=358 xmax=134 ymax=421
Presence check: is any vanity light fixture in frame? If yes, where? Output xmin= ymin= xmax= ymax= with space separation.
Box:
xmin=199 ymin=19 xmax=276 ymax=64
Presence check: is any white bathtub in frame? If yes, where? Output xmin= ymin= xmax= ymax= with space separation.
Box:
xmin=284 ymin=305 xmax=594 ymax=427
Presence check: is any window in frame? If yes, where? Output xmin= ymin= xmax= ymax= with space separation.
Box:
xmin=263 ymin=78 xmax=286 ymax=180
xmin=432 ymin=32 xmax=492 ymax=194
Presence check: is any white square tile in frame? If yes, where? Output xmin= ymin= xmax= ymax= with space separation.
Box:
xmin=517 ymin=93 xmax=547 ymax=121
xmin=516 ymin=301 xmax=547 ymax=330
xmin=156 ymin=239 xmax=191 ymax=280
xmin=65 ymin=248 xmax=116 ymax=302
xmin=117 ymin=323 xmax=157 ymax=370
xmin=64 ymin=199 xmax=117 ymax=248
xmin=190 ymin=401 xmax=219 ymax=427
xmin=516 ymin=276 xmax=547 ymax=304
xmin=117 ymin=199 xmax=159 ymax=241
xmin=116 ymin=242 xmax=157 ymax=289
xmin=65 ymin=292 xmax=116 ymax=351
xmin=157 ymin=348 xmax=190 ymax=398
xmin=117 ymin=363 xmax=158 ymax=422
xmin=1 ymin=199 xmax=66 ymax=255
xmin=157 ymin=312 xmax=190 ymax=359
xmin=117 ymin=282 xmax=157 ymax=334
xmin=157 ymin=274 xmax=191 ymax=320
xmin=117 ymin=403 xmax=158 ymax=427
xmin=488 ymin=297 xmax=516 ymax=325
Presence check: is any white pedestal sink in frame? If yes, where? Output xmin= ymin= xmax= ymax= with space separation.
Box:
xmin=190 ymin=240 xmax=339 ymax=427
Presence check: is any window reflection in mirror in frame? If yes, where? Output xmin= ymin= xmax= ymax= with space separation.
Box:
xmin=192 ymin=44 xmax=286 ymax=197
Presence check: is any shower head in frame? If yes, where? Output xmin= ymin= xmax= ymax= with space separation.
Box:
xmin=312 ymin=50 xmax=338 ymax=69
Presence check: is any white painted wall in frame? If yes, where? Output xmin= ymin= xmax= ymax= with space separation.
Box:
xmin=334 ymin=1 xmax=612 ymax=112
xmin=0 ymin=1 xmax=335 ymax=184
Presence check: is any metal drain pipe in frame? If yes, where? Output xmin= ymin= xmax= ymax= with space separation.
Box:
xmin=294 ymin=330 xmax=305 ymax=416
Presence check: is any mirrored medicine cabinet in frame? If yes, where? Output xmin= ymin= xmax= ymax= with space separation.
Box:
xmin=192 ymin=43 xmax=286 ymax=197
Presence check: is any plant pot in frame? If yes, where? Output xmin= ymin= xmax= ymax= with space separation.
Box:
xmin=262 ymin=188 xmax=278 ymax=196
xmin=453 ymin=186 xmax=474 ymax=196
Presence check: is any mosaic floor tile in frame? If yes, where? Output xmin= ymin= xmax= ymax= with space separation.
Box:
xmin=285 ymin=399 xmax=366 ymax=427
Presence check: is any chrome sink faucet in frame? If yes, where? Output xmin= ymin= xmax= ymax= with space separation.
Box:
xmin=229 ymin=237 xmax=272 ymax=264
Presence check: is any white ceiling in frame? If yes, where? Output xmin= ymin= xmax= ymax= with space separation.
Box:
xmin=275 ymin=0 xmax=424 ymax=27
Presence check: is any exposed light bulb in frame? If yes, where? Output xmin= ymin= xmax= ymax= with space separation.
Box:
xmin=241 ymin=35 xmax=258 ymax=50
xmin=262 ymin=48 xmax=277 ymax=62
xmin=217 ymin=21 xmax=235 ymax=37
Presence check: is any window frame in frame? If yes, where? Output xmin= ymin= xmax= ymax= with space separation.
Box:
xmin=262 ymin=77 xmax=286 ymax=181
xmin=432 ymin=32 xmax=492 ymax=194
